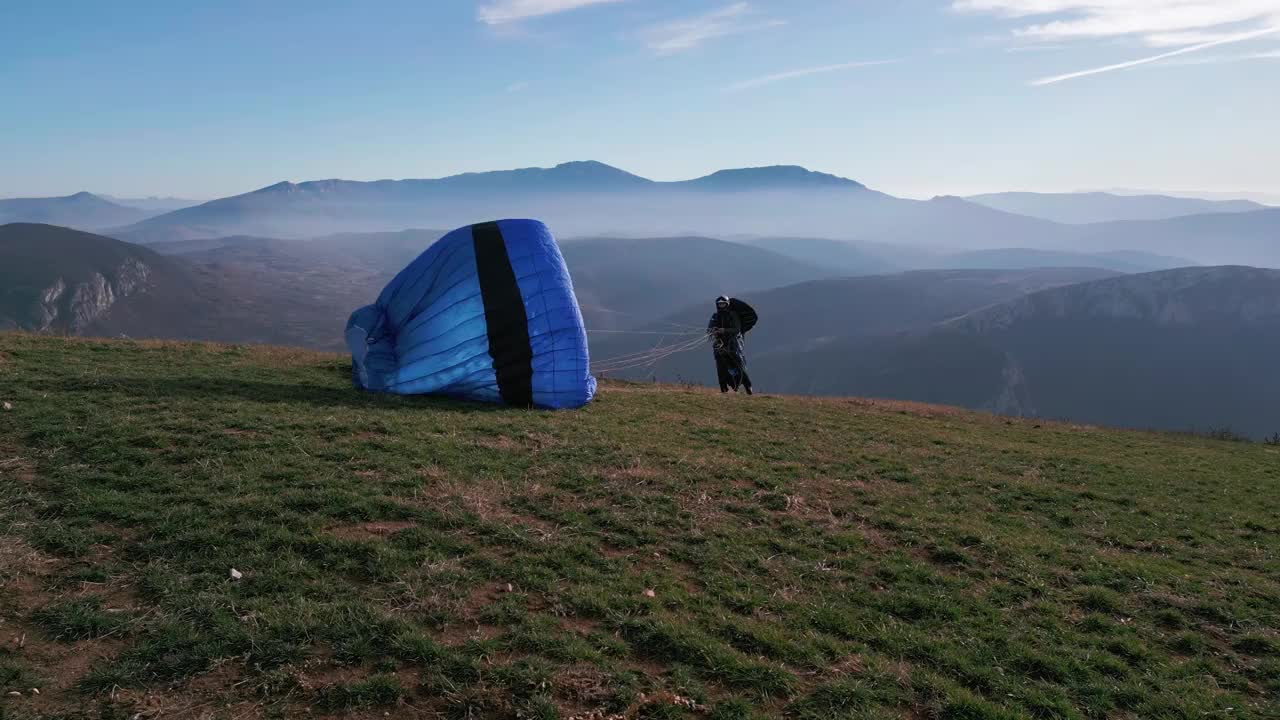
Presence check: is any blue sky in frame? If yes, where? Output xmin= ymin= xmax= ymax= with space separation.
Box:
xmin=3 ymin=0 xmax=1278 ymax=200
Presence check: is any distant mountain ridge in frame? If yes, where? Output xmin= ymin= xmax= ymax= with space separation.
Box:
xmin=966 ymin=191 xmax=1265 ymax=224
xmin=933 ymin=248 xmax=1194 ymax=274
xmin=103 ymin=195 xmax=200 ymax=212
xmin=105 ymin=162 xmax=901 ymax=244
xmin=0 ymin=192 xmax=151 ymax=230
xmin=102 ymin=161 xmax=1280 ymax=268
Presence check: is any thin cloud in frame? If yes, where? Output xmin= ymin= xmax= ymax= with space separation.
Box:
xmin=644 ymin=3 xmax=785 ymax=55
xmin=724 ymin=60 xmax=897 ymax=91
xmin=1031 ymin=26 xmax=1280 ymax=85
xmin=1005 ymin=43 xmax=1067 ymax=52
xmin=953 ymin=0 xmax=1280 ymax=46
xmin=1157 ymin=45 xmax=1280 ymax=65
xmin=477 ymin=0 xmax=625 ymax=25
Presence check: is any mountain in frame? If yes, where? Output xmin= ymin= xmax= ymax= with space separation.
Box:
xmin=0 ymin=192 xmax=150 ymax=230
xmin=0 ymin=224 xmax=378 ymax=350
xmin=150 ymin=229 xmax=446 ymax=276
xmin=673 ymin=165 xmax=865 ymax=191
xmin=966 ymin=191 xmax=1265 ymax=224
xmin=108 ymin=162 xmax=1086 ymax=253
xmin=934 ymin=248 xmax=1194 ymax=273
xmin=739 ymin=237 xmax=903 ymax=275
xmin=109 ymin=162 xmax=883 ymax=243
xmin=759 ymin=266 xmax=1280 ymax=437
xmin=0 ymin=222 xmax=193 ymax=335
xmin=97 ymin=162 xmax=1280 ymax=267
xmin=103 ymin=195 xmax=200 ymax=212
xmin=146 ymin=229 xmax=833 ymax=333
xmin=1101 ymin=187 xmax=1280 ymax=206
xmin=558 ymin=236 xmax=833 ymax=329
xmin=1076 ymin=208 xmax=1280 ymax=267
xmin=591 ymin=267 xmax=1119 ymax=383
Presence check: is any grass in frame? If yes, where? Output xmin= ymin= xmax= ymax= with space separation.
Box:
xmin=0 ymin=333 xmax=1277 ymax=718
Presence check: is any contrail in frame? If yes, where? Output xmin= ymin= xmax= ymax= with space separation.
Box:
xmin=1032 ymin=26 xmax=1280 ymax=86
xmin=726 ymin=60 xmax=897 ymax=92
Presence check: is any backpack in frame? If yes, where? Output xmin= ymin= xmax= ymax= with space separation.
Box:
xmin=729 ymin=298 xmax=758 ymax=334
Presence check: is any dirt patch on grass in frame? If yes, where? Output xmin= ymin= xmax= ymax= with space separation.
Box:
xmin=0 ymin=534 xmax=56 ymax=598
xmin=406 ymin=478 xmax=557 ymax=536
xmin=220 ymin=428 xmax=262 ymax=438
xmin=435 ymin=621 xmax=502 ymax=647
xmin=471 ymin=432 xmax=560 ymax=454
xmin=839 ymin=397 xmax=965 ymax=419
xmin=105 ymin=662 xmax=263 ymax=720
xmin=556 ymin=664 xmax=615 ymax=708
xmin=238 ymin=344 xmax=340 ymax=369
xmin=856 ymin=524 xmax=894 ymax=551
xmin=0 ymin=535 xmax=134 ymax=715
xmin=327 ymin=521 xmax=417 ymax=541
xmin=473 ymin=435 xmax=522 ymax=452
xmin=417 ymin=465 xmax=449 ymax=481
xmin=828 ymin=654 xmax=866 ymax=676
xmin=0 ymin=450 xmax=37 ymax=486
xmin=11 ymin=635 xmax=129 ymax=713
xmin=560 ymin=617 xmax=602 ymax=636
xmin=601 ymin=464 xmax=662 ymax=482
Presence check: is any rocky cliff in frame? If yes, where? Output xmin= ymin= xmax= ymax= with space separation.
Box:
xmin=26 ymin=257 xmax=153 ymax=333
xmin=1 ymin=223 xmax=163 ymax=335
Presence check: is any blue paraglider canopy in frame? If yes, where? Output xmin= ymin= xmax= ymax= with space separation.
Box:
xmin=345 ymin=219 xmax=595 ymax=409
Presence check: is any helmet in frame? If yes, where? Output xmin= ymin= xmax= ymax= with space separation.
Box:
xmin=715 ymin=295 xmax=730 ymax=309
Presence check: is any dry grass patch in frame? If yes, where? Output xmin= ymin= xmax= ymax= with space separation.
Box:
xmin=326 ymin=521 xmax=417 ymax=541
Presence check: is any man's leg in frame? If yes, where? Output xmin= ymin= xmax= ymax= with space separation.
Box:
xmin=728 ymin=349 xmax=752 ymax=395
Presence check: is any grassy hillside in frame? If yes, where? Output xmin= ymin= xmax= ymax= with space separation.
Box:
xmin=1 ymin=334 xmax=1277 ymax=719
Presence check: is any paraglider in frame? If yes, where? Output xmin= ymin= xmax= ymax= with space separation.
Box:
xmin=345 ymin=219 xmax=596 ymax=409
xmin=708 ymin=295 xmax=756 ymax=394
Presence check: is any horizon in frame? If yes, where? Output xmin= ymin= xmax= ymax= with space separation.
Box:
xmin=3 ymin=158 xmax=1280 ymax=207
xmin=4 ymin=1 xmax=1279 ymax=200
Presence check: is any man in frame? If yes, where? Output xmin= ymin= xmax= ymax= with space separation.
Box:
xmin=708 ymin=295 xmax=753 ymax=395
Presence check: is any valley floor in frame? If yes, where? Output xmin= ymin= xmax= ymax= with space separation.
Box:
xmin=0 ymin=334 xmax=1276 ymax=719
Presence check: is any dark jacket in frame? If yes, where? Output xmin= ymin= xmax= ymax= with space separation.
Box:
xmin=708 ymin=309 xmax=745 ymax=356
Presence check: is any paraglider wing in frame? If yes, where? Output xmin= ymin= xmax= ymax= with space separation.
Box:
xmin=345 ymin=219 xmax=596 ymax=409
xmin=729 ymin=298 xmax=758 ymax=334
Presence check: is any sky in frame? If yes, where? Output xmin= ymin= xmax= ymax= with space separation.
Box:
xmin=2 ymin=0 xmax=1278 ymax=200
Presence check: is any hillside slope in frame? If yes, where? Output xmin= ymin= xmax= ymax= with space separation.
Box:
xmin=0 ymin=223 xmax=182 ymax=334
xmin=592 ymin=268 xmax=1120 ymax=384
xmin=1 ymin=334 xmax=1275 ymax=719
xmin=0 ymin=223 xmax=383 ymax=350
xmin=559 ymin=236 xmax=832 ymax=329
xmin=933 ymin=248 xmax=1194 ymax=273
xmin=760 ymin=266 xmax=1280 ymax=437
xmin=149 ymin=230 xmax=832 ymax=332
